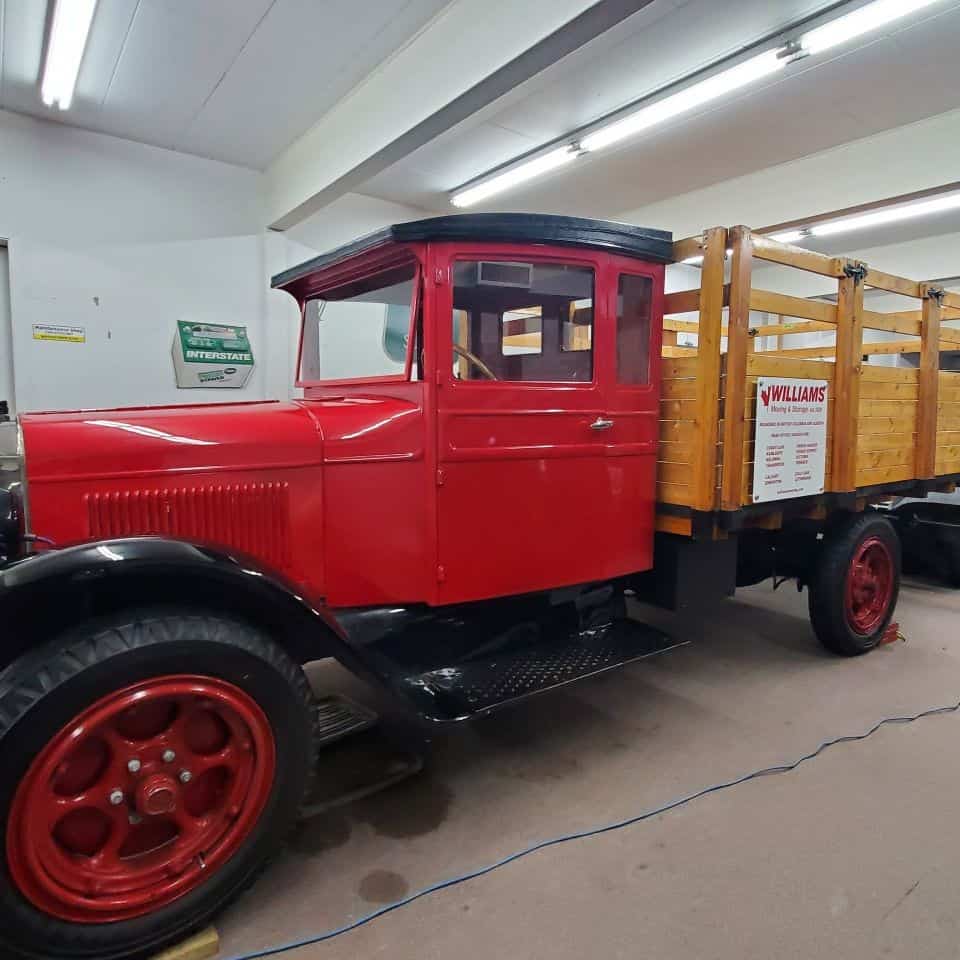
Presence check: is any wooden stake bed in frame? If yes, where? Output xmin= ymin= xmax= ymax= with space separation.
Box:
xmin=656 ymin=227 xmax=960 ymax=537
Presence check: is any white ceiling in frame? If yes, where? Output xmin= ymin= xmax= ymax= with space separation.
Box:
xmin=360 ymin=0 xmax=960 ymax=217
xmin=0 ymin=0 xmax=452 ymax=169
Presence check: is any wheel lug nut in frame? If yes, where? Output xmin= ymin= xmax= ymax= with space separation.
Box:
xmin=109 ymin=789 xmax=124 ymax=806
xmin=162 ymin=749 xmax=176 ymax=763
xmin=127 ymin=759 xmax=142 ymax=774
xmin=179 ymin=770 xmax=193 ymax=784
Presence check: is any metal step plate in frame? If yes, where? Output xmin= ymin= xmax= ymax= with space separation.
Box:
xmin=410 ymin=619 xmax=686 ymax=720
xmin=313 ymin=694 xmax=378 ymax=747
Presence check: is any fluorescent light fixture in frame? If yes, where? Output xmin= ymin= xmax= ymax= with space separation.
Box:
xmin=41 ymin=0 xmax=98 ymax=110
xmin=681 ymin=255 xmax=704 ymax=265
xmin=800 ymin=0 xmax=944 ymax=55
xmin=448 ymin=0 xmax=949 ymax=208
xmin=810 ymin=190 xmax=960 ymax=236
xmin=768 ymin=229 xmax=805 ymax=244
xmin=580 ymin=49 xmax=786 ymax=153
xmin=451 ymin=146 xmax=579 ymax=208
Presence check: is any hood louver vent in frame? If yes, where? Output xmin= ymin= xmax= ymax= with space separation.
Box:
xmin=85 ymin=483 xmax=291 ymax=569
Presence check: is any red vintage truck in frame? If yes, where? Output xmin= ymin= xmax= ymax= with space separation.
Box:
xmin=2 ymin=213 xmax=956 ymax=959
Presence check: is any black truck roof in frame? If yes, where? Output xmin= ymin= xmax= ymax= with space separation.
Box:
xmin=270 ymin=213 xmax=673 ymax=290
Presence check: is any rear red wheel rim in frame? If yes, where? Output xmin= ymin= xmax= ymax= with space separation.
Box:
xmin=6 ymin=675 xmax=276 ymax=924
xmin=845 ymin=536 xmax=894 ymax=635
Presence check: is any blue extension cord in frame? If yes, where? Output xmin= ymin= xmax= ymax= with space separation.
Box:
xmin=224 ymin=698 xmax=960 ymax=960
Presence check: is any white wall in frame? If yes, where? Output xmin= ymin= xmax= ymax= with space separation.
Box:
xmin=0 ymin=109 xmax=273 ymax=412
xmin=618 ymin=109 xmax=960 ymax=238
xmin=0 ymin=247 xmax=12 ymax=412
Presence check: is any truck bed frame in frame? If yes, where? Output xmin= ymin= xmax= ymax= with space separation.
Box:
xmin=656 ymin=226 xmax=960 ymax=538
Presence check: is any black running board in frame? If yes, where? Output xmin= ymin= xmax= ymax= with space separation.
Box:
xmin=398 ymin=619 xmax=686 ymax=721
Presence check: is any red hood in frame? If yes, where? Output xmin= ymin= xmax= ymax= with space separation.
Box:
xmin=21 ymin=401 xmax=323 ymax=483
xmin=19 ymin=401 xmax=327 ymax=594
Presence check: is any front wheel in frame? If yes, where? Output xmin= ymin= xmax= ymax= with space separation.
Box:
xmin=0 ymin=610 xmax=318 ymax=960
xmin=808 ymin=513 xmax=901 ymax=656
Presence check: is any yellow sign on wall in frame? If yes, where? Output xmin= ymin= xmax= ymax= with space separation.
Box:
xmin=32 ymin=324 xmax=86 ymax=343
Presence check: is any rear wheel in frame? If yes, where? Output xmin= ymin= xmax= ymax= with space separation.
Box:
xmin=0 ymin=610 xmax=317 ymax=960
xmin=808 ymin=513 xmax=900 ymax=656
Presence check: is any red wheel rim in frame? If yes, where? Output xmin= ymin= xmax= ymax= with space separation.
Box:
xmin=6 ymin=675 xmax=276 ymax=924
xmin=845 ymin=536 xmax=895 ymax=635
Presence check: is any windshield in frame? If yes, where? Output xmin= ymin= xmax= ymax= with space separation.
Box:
xmin=301 ymin=264 xmax=417 ymax=382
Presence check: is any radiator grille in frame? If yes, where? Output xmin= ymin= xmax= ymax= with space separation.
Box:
xmin=86 ymin=483 xmax=291 ymax=568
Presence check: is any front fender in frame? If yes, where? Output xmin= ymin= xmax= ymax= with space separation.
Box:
xmin=0 ymin=537 xmax=350 ymax=669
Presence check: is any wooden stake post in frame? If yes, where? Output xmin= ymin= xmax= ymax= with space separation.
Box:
xmin=690 ymin=227 xmax=727 ymax=512
xmin=916 ymin=284 xmax=943 ymax=479
xmin=720 ymin=226 xmax=753 ymax=511
xmin=831 ymin=264 xmax=865 ymax=492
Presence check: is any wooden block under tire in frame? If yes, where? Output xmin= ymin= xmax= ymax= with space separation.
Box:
xmin=151 ymin=927 xmax=219 ymax=960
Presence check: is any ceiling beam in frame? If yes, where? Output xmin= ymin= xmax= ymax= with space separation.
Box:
xmin=265 ymin=0 xmax=653 ymax=230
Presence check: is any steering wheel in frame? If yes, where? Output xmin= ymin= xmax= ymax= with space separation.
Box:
xmin=453 ymin=343 xmax=498 ymax=381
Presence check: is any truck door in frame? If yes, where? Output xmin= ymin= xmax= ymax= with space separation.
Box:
xmin=432 ymin=243 xmax=662 ymax=605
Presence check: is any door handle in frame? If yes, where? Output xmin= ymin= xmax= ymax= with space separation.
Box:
xmin=589 ymin=417 xmax=614 ymax=431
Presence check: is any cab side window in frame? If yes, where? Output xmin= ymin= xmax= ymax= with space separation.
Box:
xmin=616 ymin=274 xmax=653 ymax=385
xmin=452 ymin=261 xmax=594 ymax=382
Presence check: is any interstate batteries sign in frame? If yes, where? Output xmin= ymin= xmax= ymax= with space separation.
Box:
xmin=752 ymin=378 xmax=828 ymax=503
xmin=172 ymin=321 xmax=254 ymax=389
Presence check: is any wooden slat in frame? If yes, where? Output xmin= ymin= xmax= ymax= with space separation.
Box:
xmin=672 ymin=234 xmax=704 ymax=264
xmin=660 ymin=378 xmax=698 ymax=400
xmin=774 ymin=339 xmax=957 ymax=358
xmin=768 ymin=344 xmax=836 ymax=359
xmin=916 ymin=285 xmax=942 ymax=479
xmin=659 ymin=419 xmax=698 ymax=443
xmin=659 ymin=438 xmax=704 ymax=462
xmin=750 ymin=234 xmax=846 ymax=277
xmin=662 ymin=317 xmax=702 ymax=334
xmin=660 ymin=398 xmax=702 ymax=420
xmin=753 ymin=320 xmax=836 ymax=337
xmin=859 ymin=432 xmax=917 ymax=452
xmin=934 ymin=444 xmax=960 ymax=462
xmin=938 ymin=412 xmax=960 ymax=431
xmin=746 ymin=355 xmax=835 ymax=379
xmin=832 ymin=271 xmax=864 ymax=491
xmin=858 ymin=398 xmax=918 ymax=419
xmin=690 ymin=227 xmax=727 ymax=512
xmin=749 ymin=289 xmax=837 ymax=323
xmin=857 ymin=447 xmax=916 ymax=469
xmin=862 ymin=365 xmax=919 ymax=383
xmin=864 ymin=267 xmax=922 ymax=299
xmin=942 ymin=289 xmax=960 ymax=311
xmin=861 ymin=309 xmax=921 ymax=337
xmin=720 ymin=226 xmax=752 ymax=511
xmin=657 ymin=481 xmax=693 ymax=505
xmin=859 ymin=379 xmax=919 ymax=400
xmin=661 ymin=356 xmax=700 ymax=379
xmin=859 ymin=417 xmax=919 ymax=434
xmin=664 ymin=288 xmax=701 ymax=314
xmin=856 ymin=464 xmax=916 ymax=486
xmin=656 ymin=513 xmax=693 ymax=536
xmin=659 ymin=460 xmax=705 ymax=485
xmin=662 ymin=345 xmax=698 ymax=358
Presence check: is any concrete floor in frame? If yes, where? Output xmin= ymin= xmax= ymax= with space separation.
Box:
xmin=219 ymin=576 xmax=960 ymax=960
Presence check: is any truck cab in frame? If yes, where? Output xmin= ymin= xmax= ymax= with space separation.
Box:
xmin=273 ymin=213 xmax=673 ymax=607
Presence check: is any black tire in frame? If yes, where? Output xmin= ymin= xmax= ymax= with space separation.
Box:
xmin=0 ymin=609 xmax=319 ymax=960
xmin=808 ymin=513 xmax=901 ymax=656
